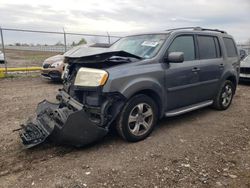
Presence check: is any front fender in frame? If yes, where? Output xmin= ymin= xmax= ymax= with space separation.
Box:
xmin=103 ymin=63 xmax=165 ymax=99
xmin=120 ymin=77 xmax=164 ymax=100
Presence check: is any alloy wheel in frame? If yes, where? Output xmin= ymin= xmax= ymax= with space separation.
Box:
xmin=128 ymin=103 xmax=154 ymax=136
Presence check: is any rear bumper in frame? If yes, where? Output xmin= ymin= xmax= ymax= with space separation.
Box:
xmin=19 ymin=90 xmax=108 ymax=148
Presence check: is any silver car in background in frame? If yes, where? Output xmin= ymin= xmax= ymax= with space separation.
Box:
xmin=0 ymin=51 xmax=4 ymax=64
xmin=240 ymin=55 xmax=250 ymax=80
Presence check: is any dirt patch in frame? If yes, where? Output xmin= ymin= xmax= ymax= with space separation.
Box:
xmin=0 ymin=49 xmax=60 ymax=68
xmin=0 ymin=77 xmax=249 ymax=187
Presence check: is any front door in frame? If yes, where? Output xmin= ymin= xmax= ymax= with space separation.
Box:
xmin=164 ymin=35 xmax=201 ymax=111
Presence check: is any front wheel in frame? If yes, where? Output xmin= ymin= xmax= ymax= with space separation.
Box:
xmin=116 ymin=94 xmax=158 ymax=142
xmin=212 ymin=80 xmax=235 ymax=110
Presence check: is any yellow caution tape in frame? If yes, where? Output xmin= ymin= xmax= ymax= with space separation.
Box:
xmin=0 ymin=67 xmax=42 ymax=78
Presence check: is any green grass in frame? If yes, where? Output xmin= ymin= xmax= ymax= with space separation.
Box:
xmin=0 ymin=72 xmax=40 ymax=79
xmin=24 ymin=54 xmax=51 ymax=62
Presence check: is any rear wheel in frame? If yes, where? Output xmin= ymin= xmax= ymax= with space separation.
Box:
xmin=212 ymin=80 xmax=235 ymax=110
xmin=116 ymin=94 xmax=158 ymax=142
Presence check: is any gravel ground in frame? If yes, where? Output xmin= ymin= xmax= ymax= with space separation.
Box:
xmin=0 ymin=77 xmax=249 ymax=188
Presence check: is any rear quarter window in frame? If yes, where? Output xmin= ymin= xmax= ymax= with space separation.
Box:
xmin=223 ymin=38 xmax=238 ymax=57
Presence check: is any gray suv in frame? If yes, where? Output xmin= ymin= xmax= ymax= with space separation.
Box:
xmin=19 ymin=27 xmax=240 ymax=148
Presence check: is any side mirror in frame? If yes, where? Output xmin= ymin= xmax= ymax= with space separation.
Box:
xmin=165 ymin=52 xmax=184 ymax=63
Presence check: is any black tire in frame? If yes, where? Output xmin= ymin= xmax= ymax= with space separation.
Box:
xmin=116 ymin=94 xmax=158 ymax=142
xmin=212 ymin=80 xmax=235 ymax=110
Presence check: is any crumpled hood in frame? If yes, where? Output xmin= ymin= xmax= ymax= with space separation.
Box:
xmin=65 ymin=46 xmax=111 ymax=58
xmin=63 ymin=44 xmax=91 ymax=57
xmin=64 ymin=46 xmax=142 ymax=62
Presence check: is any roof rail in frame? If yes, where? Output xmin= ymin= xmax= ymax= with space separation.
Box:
xmin=166 ymin=27 xmax=201 ymax=31
xmin=166 ymin=27 xmax=227 ymax=34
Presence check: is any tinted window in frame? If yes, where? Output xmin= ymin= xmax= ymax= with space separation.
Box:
xmin=197 ymin=36 xmax=220 ymax=59
xmin=168 ymin=36 xmax=195 ymax=61
xmin=223 ymin=38 xmax=238 ymax=57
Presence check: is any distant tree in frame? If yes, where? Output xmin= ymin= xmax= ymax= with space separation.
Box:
xmin=77 ymin=38 xmax=87 ymax=45
xmin=15 ymin=43 xmax=21 ymax=46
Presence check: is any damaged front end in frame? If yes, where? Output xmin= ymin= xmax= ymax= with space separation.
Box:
xmin=19 ymin=89 xmax=125 ymax=148
xmin=19 ymin=49 xmax=140 ymax=148
xmin=18 ymin=49 xmax=140 ymax=148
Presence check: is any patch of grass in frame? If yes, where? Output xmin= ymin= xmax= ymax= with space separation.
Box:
xmin=0 ymin=72 xmax=40 ymax=79
xmin=24 ymin=54 xmax=52 ymax=62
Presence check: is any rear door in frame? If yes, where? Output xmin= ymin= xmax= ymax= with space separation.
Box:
xmin=195 ymin=35 xmax=224 ymax=102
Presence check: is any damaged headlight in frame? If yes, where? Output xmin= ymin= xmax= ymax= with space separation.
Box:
xmin=74 ymin=68 xmax=108 ymax=87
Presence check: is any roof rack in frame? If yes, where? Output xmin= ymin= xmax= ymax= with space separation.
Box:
xmin=166 ymin=27 xmax=227 ymax=34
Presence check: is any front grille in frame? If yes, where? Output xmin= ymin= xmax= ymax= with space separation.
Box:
xmin=43 ymin=64 xmax=50 ymax=69
xmin=240 ymin=67 xmax=250 ymax=74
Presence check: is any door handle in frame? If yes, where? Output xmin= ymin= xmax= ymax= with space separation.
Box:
xmin=192 ymin=67 xmax=200 ymax=72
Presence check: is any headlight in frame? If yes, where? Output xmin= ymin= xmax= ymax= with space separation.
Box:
xmin=74 ymin=68 xmax=108 ymax=87
xmin=50 ymin=61 xmax=63 ymax=68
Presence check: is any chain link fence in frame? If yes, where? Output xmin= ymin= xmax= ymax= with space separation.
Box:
xmin=1 ymin=27 xmax=249 ymax=76
xmin=0 ymin=27 xmax=120 ymax=71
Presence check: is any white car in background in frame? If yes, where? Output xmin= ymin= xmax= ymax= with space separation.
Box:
xmin=240 ymin=55 xmax=250 ymax=81
xmin=0 ymin=51 xmax=4 ymax=64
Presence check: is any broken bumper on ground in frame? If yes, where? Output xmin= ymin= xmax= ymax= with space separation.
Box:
xmin=19 ymin=90 xmax=109 ymax=148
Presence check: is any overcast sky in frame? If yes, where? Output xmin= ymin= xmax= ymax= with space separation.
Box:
xmin=0 ymin=0 xmax=249 ymax=44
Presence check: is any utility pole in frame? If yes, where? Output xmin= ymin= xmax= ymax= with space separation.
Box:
xmin=107 ymin=32 xmax=111 ymax=44
xmin=63 ymin=28 xmax=67 ymax=53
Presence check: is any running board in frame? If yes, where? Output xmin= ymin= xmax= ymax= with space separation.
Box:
xmin=165 ymin=100 xmax=213 ymax=117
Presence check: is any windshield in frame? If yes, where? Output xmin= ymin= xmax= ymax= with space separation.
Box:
xmin=111 ymin=34 xmax=168 ymax=59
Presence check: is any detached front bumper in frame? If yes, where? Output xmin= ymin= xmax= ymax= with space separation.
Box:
xmin=19 ymin=90 xmax=108 ymax=148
